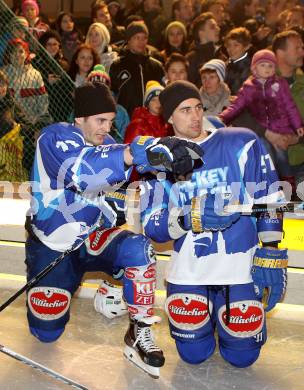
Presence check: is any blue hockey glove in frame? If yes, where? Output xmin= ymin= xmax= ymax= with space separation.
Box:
xmin=100 ymin=188 xmax=127 ymax=228
xmin=183 ymin=193 xmax=240 ymax=232
xmin=129 ymin=136 xmax=203 ymax=176
xmin=251 ymin=247 xmax=288 ymax=312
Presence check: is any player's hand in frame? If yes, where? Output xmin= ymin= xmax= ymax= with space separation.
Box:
xmin=251 ymin=247 xmax=288 ymax=312
xmin=182 ymin=193 xmax=240 ymax=232
xmin=129 ymin=136 xmax=203 ymax=177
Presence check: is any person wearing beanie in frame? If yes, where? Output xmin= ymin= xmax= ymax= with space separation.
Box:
xmin=142 ymin=79 xmax=288 ymax=371
xmin=125 ymin=80 xmax=171 ymax=146
xmin=199 ymin=59 xmax=231 ymax=116
xmin=125 ymin=21 xmax=149 ymax=42
xmin=87 ymin=64 xmax=130 ymax=142
xmin=110 ymin=21 xmax=164 ymax=116
xmin=143 ymin=80 xmax=164 ymax=107
xmin=24 ymin=80 xmax=203 ymax=378
xmin=160 ymin=21 xmax=188 ymax=63
xmin=22 ymin=0 xmax=49 ymax=39
xmin=221 ymin=48 xmax=304 ymax=178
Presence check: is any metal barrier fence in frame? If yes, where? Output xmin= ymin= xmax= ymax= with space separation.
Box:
xmin=0 ymin=0 xmax=75 ymax=181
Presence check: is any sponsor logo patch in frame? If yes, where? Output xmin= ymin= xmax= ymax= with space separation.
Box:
xmin=143 ymin=264 xmax=156 ymax=279
xmin=28 ymin=287 xmax=71 ymax=321
xmin=125 ymin=267 xmax=139 ymax=280
xmin=218 ymin=300 xmax=264 ymax=338
xmin=134 ymin=280 xmax=156 ymax=305
xmin=165 ymin=293 xmax=211 ymax=330
xmin=85 ymin=227 xmax=120 ymax=256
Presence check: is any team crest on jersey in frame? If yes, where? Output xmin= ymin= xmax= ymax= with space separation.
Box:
xmin=165 ymin=293 xmax=211 ymax=330
xmin=218 ymin=300 xmax=264 ymax=338
xmin=28 ymin=287 xmax=71 ymax=321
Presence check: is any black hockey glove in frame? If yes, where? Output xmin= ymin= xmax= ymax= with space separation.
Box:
xmin=130 ymin=136 xmax=203 ymax=177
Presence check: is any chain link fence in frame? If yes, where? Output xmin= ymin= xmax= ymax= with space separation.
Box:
xmin=0 ymin=0 xmax=75 ymax=181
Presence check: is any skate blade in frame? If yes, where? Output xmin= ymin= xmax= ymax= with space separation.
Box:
xmin=123 ymin=345 xmax=160 ymax=379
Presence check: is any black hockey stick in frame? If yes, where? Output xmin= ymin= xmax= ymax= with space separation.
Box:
xmin=0 ymin=221 xmax=103 ymax=313
xmin=0 ymin=245 xmax=76 ymax=313
xmin=224 ymin=201 xmax=304 ymax=214
xmin=0 ymin=344 xmax=89 ymax=389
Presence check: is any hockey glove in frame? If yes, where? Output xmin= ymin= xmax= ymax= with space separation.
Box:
xmin=251 ymin=247 xmax=288 ymax=312
xmin=100 ymin=188 xmax=127 ymax=228
xmin=183 ymin=193 xmax=240 ymax=232
xmin=129 ymin=136 xmax=203 ymax=176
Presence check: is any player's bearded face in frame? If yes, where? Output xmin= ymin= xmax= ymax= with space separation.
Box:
xmin=171 ymin=98 xmax=203 ymax=140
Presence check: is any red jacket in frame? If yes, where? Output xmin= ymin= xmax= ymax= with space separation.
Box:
xmin=124 ymin=106 xmax=173 ymax=143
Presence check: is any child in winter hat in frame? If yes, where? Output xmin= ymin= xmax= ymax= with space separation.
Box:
xmin=143 ymin=80 xmax=164 ymax=111
xmin=220 ymin=48 xmax=304 ymax=178
xmin=87 ymin=64 xmax=129 ymax=142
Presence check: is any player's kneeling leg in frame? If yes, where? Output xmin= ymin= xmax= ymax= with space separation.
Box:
xmin=165 ymin=284 xmax=215 ymax=364
xmin=27 ymin=286 xmax=71 ymax=343
xmin=117 ymin=234 xmax=164 ymax=377
xmin=29 ymin=327 xmax=64 ymax=343
xmin=216 ymin=284 xmax=266 ymax=368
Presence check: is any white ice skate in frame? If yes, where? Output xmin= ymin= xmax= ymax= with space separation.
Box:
xmin=94 ymin=280 xmax=128 ymax=319
xmin=124 ymin=316 xmax=165 ymax=379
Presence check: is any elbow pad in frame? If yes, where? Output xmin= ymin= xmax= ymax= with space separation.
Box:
xmin=143 ymin=209 xmax=188 ymax=243
xmin=257 ymin=212 xmax=283 ymax=245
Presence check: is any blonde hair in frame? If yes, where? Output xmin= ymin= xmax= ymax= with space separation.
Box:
xmin=85 ymin=22 xmax=110 ymax=54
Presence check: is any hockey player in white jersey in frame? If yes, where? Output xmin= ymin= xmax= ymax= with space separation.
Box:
xmin=25 ymin=82 xmax=203 ymax=378
xmin=141 ymin=81 xmax=288 ymax=368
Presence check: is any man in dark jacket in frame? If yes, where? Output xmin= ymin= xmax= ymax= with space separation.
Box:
xmin=186 ymin=12 xmax=221 ymax=87
xmin=109 ymin=21 xmax=164 ymax=117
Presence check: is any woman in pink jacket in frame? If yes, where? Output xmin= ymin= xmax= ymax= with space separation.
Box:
xmin=220 ymin=49 xmax=303 ymax=178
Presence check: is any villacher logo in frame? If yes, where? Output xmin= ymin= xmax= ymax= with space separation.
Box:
xmin=28 ymin=287 xmax=71 ymax=321
xmin=165 ymin=293 xmax=212 ymax=331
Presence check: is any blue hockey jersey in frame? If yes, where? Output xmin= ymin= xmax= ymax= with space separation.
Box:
xmin=29 ymin=122 xmax=131 ymax=251
xmin=142 ymin=128 xmax=284 ymax=285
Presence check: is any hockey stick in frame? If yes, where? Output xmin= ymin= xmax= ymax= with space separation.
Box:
xmin=0 ymin=221 xmax=103 ymax=313
xmin=0 ymin=245 xmax=76 ymax=313
xmin=0 ymin=344 xmax=89 ymax=389
xmin=224 ymin=201 xmax=304 ymax=214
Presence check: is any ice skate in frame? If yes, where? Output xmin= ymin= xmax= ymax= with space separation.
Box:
xmin=124 ymin=316 xmax=165 ymax=378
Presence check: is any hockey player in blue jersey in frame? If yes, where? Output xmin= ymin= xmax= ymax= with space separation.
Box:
xmin=25 ymin=82 xmax=203 ymax=378
xmin=141 ymin=80 xmax=288 ymax=368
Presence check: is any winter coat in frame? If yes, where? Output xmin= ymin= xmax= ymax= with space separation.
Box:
xmin=200 ymin=82 xmax=231 ymax=116
xmin=29 ymin=18 xmax=50 ymax=40
xmin=3 ymin=63 xmax=50 ymax=123
xmin=289 ymin=71 xmax=304 ymax=121
xmin=186 ymin=41 xmax=217 ymax=87
xmin=225 ymin=47 xmax=255 ymax=95
xmin=220 ymin=75 xmax=303 ymax=135
xmin=124 ymin=106 xmax=172 ymax=143
xmin=111 ymin=104 xmax=130 ymax=142
xmin=109 ymin=49 xmax=164 ymax=117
